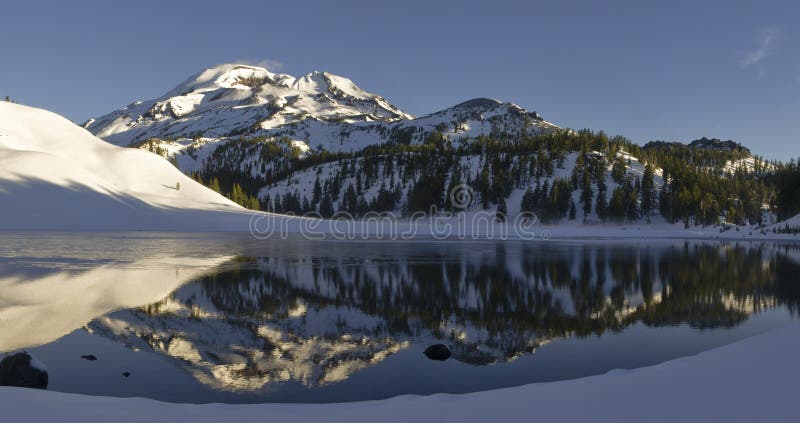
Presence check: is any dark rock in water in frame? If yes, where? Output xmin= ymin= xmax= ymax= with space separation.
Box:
xmin=122 ymin=371 xmax=130 ymax=378
xmin=0 ymin=352 xmax=49 ymax=389
xmin=80 ymin=355 xmax=98 ymax=361
xmin=423 ymin=344 xmax=452 ymax=361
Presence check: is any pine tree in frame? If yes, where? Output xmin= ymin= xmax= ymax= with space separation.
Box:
xmin=319 ymin=193 xmax=334 ymax=217
xmin=625 ymin=178 xmax=639 ymax=222
xmin=312 ymin=175 xmax=322 ymax=206
xmin=496 ymin=197 xmax=508 ymax=222
xmin=446 ymin=166 xmax=464 ymax=211
xmin=247 ymin=195 xmax=261 ymax=211
xmin=209 ymin=177 xmax=221 ymax=193
xmin=641 ymin=164 xmax=655 ymax=222
xmin=580 ymin=172 xmax=593 ymax=217
xmin=609 ymin=187 xmax=627 ymax=222
xmin=521 ymin=187 xmax=535 ymax=213
xmin=611 ymin=156 xmax=627 ymax=183
xmin=596 ymin=187 xmax=608 ymax=221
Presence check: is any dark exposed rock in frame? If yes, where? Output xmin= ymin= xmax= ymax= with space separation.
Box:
xmin=0 ymin=353 xmax=49 ymax=389
xmin=423 ymin=344 xmax=452 ymax=361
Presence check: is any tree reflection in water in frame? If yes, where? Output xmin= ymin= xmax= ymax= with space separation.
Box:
xmin=90 ymin=241 xmax=800 ymax=391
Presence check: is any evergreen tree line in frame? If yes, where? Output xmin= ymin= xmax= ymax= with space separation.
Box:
xmin=189 ymin=173 xmax=260 ymax=210
xmin=770 ymin=159 xmax=800 ymax=220
xmin=262 ymin=134 xmax=658 ymax=222
xmin=182 ymin=130 xmax=798 ymax=225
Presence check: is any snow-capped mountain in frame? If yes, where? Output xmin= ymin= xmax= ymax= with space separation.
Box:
xmin=81 ymin=64 xmax=786 ymax=230
xmin=84 ymin=64 xmax=559 ymax=153
xmin=84 ymin=64 xmax=410 ymax=147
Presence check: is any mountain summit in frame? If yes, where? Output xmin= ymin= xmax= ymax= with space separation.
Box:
xmin=84 ymin=64 xmax=558 ymax=151
xmin=84 ymin=64 xmax=413 ymax=147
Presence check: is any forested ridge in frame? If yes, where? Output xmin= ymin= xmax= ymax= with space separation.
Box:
xmin=144 ymin=129 xmax=799 ymax=229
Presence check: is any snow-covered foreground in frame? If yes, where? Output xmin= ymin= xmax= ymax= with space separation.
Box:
xmin=0 ymin=102 xmax=253 ymax=231
xmin=1 ymin=323 xmax=797 ymax=422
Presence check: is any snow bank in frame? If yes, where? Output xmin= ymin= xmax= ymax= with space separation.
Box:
xmin=0 ymin=323 xmax=797 ymax=422
xmin=0 ymin=102 xmax=253 ymax=231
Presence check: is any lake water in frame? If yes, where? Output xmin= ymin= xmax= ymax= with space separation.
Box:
xmin=1 ymin=233 xmax=798 ymax=403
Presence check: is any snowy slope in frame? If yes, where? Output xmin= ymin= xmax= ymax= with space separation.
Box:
xmin=85 ymin=64 xmax=559 ymax=153
xmin=0 ymin=102 xmax=253 ymax=231
xmin=84 ymin=64 xmax=413 ymax=148
xmin=765 ymin=213 xmax=800 ymax=232
xmin=259 ymin=149 xmax=664 ymax=223
xmin=1 ymin=322 xmax=798 ymax=422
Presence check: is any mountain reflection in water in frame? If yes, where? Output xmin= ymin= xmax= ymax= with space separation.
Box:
xmin=81 ymin=240 xmax=800 ymax=395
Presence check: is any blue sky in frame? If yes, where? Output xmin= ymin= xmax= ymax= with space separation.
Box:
xmin=1 ymin=0 xmax=797 ymax=159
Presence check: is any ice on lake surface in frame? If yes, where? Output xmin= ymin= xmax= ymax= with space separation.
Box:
xmin=1 ymin=233 xmax=799 ymax=403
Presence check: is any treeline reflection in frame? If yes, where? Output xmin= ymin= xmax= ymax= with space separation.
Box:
xmin=192 ymin=242 xmax=800 ymax=357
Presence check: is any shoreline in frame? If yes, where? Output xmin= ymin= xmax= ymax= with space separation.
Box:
xmin=2 ymin=323 xmax=797 ymax=423
xmin=1 ymin=222 xmax=798 ymax=242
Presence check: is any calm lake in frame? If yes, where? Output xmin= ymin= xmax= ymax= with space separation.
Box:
xmin=1 ymin=233 xmax=798 ymax=403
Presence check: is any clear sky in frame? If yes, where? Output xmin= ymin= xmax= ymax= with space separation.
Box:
xmin=1 ymin=0 xmax=798 ymax=160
